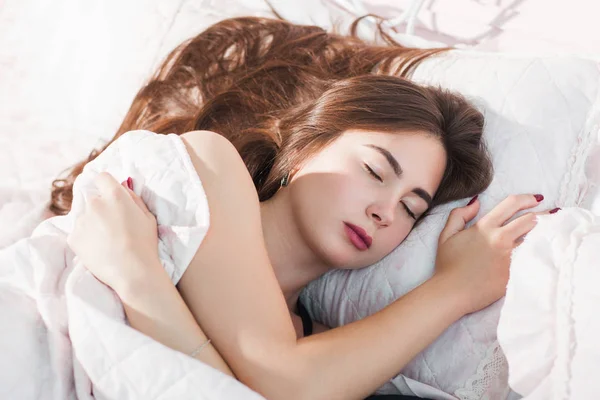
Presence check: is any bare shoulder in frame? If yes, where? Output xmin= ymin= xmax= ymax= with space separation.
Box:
xmin=180 ymin=130 xmax=260 ymax=219
xmin=181 ymin=130 xmax=254 ymax=187
xmin=181 ymin=129 xmax=239 ymax=162
xmin=176 ymin=130 xmax=296 ymax=378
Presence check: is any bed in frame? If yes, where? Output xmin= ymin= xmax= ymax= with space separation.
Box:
xmin=2 ymin=1 xmax=599 ymax=399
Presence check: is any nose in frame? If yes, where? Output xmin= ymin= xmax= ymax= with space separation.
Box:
xmin=367 ymin=202 xmax=395 ymax=228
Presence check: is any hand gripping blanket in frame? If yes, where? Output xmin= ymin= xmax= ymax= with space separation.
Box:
xmin=0 ymin=130 xmax=263 ymax=400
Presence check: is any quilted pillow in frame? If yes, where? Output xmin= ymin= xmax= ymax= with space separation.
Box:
xmin=301 ymin=51 xmax=600 ymax=399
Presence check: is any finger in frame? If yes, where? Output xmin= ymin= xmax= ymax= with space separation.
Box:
xmin=94 ymin=172 xmax=126 ymax=199
xmin=501 ymin=212 xmax=539 ymax=244
xmin=438 ymin=196 xmax=480 ymax=244
xmin=78 ymin=193 xmax=103 ymax=216
xmin=479 ymin=194 xmax=544 ymax=228
xmin=507 ymin=207 xmax=561 ymax=244
xmin=121 ymin=179 xmax=152 ymax=215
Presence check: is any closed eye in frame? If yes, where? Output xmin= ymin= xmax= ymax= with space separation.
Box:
xmin=402 ymin=202 xmax=417 ymax=220
xmin=366 ymin=163 xmax=416 ymax=220
xmin=364 ymin=163 xmax=382 ymax=182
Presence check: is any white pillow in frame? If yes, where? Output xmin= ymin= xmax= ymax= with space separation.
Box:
xmin=301 ymin=51 xmax=600 ymax=399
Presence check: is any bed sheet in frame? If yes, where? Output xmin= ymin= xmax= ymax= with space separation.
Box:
xmin=335 ymin=0 xmax=600 ymax=58
xmin=3 ymin=1 xmax=600 ymax=399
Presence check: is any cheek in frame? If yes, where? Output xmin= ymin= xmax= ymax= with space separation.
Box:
xmin=289 ymin=173 xmax=352 ymax=230
xmin=306 ymin=170 xmax=366 ymax=210
xmin=378 ymin=222 xmax=412 ymax=253
xmin=294 ymin=174 xmax=350 ymax=211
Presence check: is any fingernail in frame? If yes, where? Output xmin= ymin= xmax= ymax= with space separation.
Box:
xmin=127 ymin=177 xmax=133 ymax=190
xmin=467 ymin=195 xmax=478 ymax=206
xmin=534 ymin=194 xmax=544 ymax=202
xmin=549 ymin=207 xmax=561 ymax=214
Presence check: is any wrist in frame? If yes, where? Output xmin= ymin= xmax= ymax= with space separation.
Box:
xmin=113 ymin=258 xmax=171 ymax=302
xmin=426 ymin=273 xmax=471 ymax=319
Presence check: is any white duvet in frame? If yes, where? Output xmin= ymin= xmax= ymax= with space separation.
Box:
xmin=0 ymin=131 xmax=263 ymax=400
xmin=498 ymin=208 xmax=600 ymax=400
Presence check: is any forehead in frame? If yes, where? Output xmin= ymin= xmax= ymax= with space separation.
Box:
xmin=338 ymin=129 xmax=443 ymax=156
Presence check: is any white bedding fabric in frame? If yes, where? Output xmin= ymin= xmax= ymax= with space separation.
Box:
xmin=0 ymin=130 xmax=262 ymax=400
xmin=498 ymin=208 xmax=600 ymax=400
xmin=4 ymin=1 xmax=600 ymax=399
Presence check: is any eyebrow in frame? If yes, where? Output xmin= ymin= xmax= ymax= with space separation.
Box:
xmin=364 ymin=144 xmax=433 ymax=207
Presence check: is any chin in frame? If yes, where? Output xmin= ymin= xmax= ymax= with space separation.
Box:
xmin=322 ymin=244 xmax=373 ymax=270
xmin=304 ymin=223 xmax=369 ymax=269
xmin=310 ymin=241 xmax=351 ymax=269
xmin=323 ymin=253 xmax=351 ymax=270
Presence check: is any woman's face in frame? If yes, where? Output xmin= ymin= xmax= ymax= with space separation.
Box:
xmin=288 ymin=129 xmax=447 ymax=269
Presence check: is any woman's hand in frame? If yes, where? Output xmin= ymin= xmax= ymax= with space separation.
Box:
xmin=67 ymin=172 xmax=161 ymax=293
xmin=434 ymin=194 xmax=559 ymax=315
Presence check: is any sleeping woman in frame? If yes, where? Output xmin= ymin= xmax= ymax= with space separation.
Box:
xmin=53 ymin=16 xmax=555 ymax=400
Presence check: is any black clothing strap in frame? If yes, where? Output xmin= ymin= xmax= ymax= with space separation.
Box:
xmin=296 ymin=297 xmax=313 ymax=337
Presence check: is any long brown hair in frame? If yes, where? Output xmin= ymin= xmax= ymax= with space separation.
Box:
xmin=50 ymin=16 xmax=493 ymax=218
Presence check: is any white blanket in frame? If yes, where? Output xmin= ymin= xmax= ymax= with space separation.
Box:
xmin=498 ymin=207 xmax=600 ymax=399
xmin=0 ymin=130 xmax=263 ymax=400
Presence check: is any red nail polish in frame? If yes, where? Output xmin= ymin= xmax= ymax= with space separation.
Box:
xmin=534 ymin=194 xmax=544 ymax=202
xmin=467 ymin=195 xmax=478 ymax=206
xmin=127 ymin=177 xmax=133 ymax=190
xmin=549 ymin=207 xmax=561 ymax=214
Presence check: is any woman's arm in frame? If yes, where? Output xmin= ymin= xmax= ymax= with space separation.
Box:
xmin=164 ymin=130 xmax=468 ymax=400
xmin=67 ymin=171 xmax=235 ymax=377
xmin=117 ymin=259 xmax=234 ymax=377
xmin=102 ymin=130 xmax=535 ymax=400
xmin=124 ymin=264 xmax=463 ymax=400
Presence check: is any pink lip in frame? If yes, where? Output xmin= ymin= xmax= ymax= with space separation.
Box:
xmin=344 ymin=222 xmax=373 ymax=250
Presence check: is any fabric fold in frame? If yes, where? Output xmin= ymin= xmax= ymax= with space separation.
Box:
xmin=498 ymin=208 xmax=600 ymax=399
xmin=0 ymin=130 xmax=262 ymax=400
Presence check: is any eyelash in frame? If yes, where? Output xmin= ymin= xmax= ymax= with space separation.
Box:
xmin=404 ymin=205 xmax=417 ymax=220
xmin=364 ymin=163 xmax=383 ymax=182
xmin=364 ymin=163 xmax=416 ymax=220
